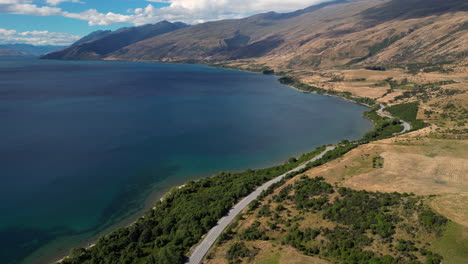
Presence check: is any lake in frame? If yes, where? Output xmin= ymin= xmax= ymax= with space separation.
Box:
xmin=0 ymin=57 xmax=373 ymax=263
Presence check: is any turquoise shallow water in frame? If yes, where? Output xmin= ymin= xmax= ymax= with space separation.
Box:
xmin=0 ymin=57 xmax=373 ymax=263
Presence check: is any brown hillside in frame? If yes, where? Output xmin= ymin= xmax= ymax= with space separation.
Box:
xmin=107 ymin=0 xmax=468 ymax=69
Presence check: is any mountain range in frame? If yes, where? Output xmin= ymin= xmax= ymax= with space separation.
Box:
xmin=0 ymin=44 xmax=66 ymax=56
xmin=42 ymin=0 xmax=468 ymax=69
xmin=42 ymin=21 xmax=188 ymax=60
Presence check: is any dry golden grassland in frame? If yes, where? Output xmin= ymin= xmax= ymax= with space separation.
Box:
xmin=342 ymin=136 xmax=468 ymax=227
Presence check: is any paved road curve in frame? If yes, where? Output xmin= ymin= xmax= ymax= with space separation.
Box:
xmin=187 ymin=146 xmax=336 ymax=264
xmin=377 ymin=104 xmax=411 ymax=133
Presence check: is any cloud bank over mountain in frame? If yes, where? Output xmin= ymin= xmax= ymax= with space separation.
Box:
xmin=142 ymin=0 xmax=333 ymax=23
xmin=0 ymin=27 xmax=80 ymax=45
xmin=0 ymin=0 xmax=331 ymax=45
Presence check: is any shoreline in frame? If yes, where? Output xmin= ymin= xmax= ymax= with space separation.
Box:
xmin=55 ymin=183 xmax=188 ymax=263
xmin=45 ymin=137 xmax=344 ymax=264
xmin=47 ymin=179 xmax=190 ymax=264
xmin=282 ymin=81 xmax=372 ymax=108
xmin=37 ymin=60 xmax=377 ymax=264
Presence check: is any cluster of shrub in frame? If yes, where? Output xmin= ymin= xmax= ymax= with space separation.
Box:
xmin=226 ymin=242 xmax=257 ymax=263
xmin=365 ymin=66 xmax=387 ymax=71
xmin=372 ymin=156 xmax=384 ymax=168
xmin=236 ymin=177 xmax=448 ymax=264
xmin=393 ymin=81 xmax=459 ymax=103
xmin=404 ymin=62 xmax=454 ymax=75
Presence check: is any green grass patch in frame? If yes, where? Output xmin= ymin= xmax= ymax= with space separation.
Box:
xmin=387 ymin=102 xmax=419 ymax=122
xmin=431 ymin=222 xmax=468 ymax=264
xmin=386 ymin=102 xmax=427 ymax=130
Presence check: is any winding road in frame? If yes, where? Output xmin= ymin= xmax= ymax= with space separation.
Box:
xmin=186 ymin=146 xmax=336 ymax=264
xmin=377 ymin=104 xmax=411 ymax=133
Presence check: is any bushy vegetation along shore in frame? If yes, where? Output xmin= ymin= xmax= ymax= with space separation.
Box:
xmin=278 ymin=76 xmax=376 ymax=107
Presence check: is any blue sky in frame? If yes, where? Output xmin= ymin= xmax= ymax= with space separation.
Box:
xmin=0 ymin=0 xmax=328 ymax=45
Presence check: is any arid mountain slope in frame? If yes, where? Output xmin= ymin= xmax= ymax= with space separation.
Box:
xmin=104 ymin=0 xmax=467 ymax=69
xmin=71 ymin=30 xmax=112 ymax=47
xmin=42 ymin=21 xmax=188 ymax=60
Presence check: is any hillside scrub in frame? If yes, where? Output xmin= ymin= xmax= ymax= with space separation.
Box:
xmin=228 ymin=177 xmax=448 ymax=264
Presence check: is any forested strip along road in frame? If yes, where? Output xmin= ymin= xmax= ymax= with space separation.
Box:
xmin=187 ymin=146 xmax=336 ymax=264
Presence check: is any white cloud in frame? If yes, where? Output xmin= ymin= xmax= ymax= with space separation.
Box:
xmin=9 ymin=4 xmax=62 ymax=15
xmin=0 ymin=0 xmax=27 ymax=4
xmin=46 ymin=0 xmax=84 ymax=6
xmin=0 ymin=0 xmax=332 ymax=26
xmin=0 ymin=0 xmax=63 ymax=16
xmin=0 ymin=0 xmax=131 ymax=25
xmin=0 ymin=27 xmax=81 ymax=45
xmin=0 ymin=28 xmax=17 ymax=35
xmin=130 ymin=0 xmax=332 ymax=25
xmin=64 ymin=9 xmax=133 ymax=26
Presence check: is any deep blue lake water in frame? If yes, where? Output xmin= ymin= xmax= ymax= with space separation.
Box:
xmin=0 ymin=57 xmax=373 ymax=264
